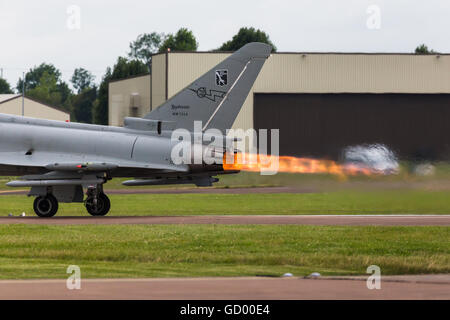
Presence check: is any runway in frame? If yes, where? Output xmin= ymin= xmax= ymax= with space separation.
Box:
xmin=1 ymin=215 xmax=449 ymax=226
xmin=0 ymin=275 xmax=448 ymax=300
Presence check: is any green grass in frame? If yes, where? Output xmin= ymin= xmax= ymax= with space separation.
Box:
xmin=1 ymin=190 xmax=450 ymax=216
xmin=0 ymin=225 xmax=447 ymax=280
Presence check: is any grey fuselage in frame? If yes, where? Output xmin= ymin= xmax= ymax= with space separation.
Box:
xmin=0 ymin=113 xmax=224 ymax=178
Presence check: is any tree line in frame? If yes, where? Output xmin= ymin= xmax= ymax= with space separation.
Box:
xmin=0 ymin=28 xmax=437 ymax=125
xmin=0 ymin=27 xmax=276 ymax=125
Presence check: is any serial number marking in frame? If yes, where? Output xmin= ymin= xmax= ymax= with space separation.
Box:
xmin=172 ymin=112 xmax=189 ymax=116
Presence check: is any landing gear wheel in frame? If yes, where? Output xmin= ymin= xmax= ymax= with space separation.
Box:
xmin=86 ymin=193 xmax=111 ymax=217
xmin=33 ymin=195 xmax=59 ymax=218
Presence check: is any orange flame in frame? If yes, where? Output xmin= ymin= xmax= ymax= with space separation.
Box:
xmin=223 ymin=153 xmax=375 ymax=176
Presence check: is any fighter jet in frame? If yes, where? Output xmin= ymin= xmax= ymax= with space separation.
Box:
xmin=1 ymin=43 xmax=271 ymax=217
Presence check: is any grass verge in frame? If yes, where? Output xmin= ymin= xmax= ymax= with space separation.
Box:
xmin=1 ymin=190 xmax=450 ymax=216
xmin=0 ymin=225 xmax=448 ymax=280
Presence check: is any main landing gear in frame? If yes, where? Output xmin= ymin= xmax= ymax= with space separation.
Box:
xmin=31 ymin=185 xmax=111 ymax=218
xmin=33 ymin=194 xmax=59 ymax=218
xmin=85 ymin=186 xmax=111 ymax=217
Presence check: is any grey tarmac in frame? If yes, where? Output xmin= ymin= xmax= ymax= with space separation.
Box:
xmin=1 ymin=215 xmax=449 ymax=226
xmin=0 ymin=275 xmax=448 ymax=300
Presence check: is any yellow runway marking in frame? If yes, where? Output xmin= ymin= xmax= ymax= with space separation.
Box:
xmin=0 ymin=190 xmax=27 ymax=194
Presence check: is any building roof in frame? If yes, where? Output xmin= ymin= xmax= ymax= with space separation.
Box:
xmin=0 ymin=94 xmax=21 ymax=104
xmin=0 ymin=94 xmax=70 ymax=115
xmin=108 ymin=73 xmax=150 ymax=84
xmin=149 ymin=50 xmax=449 ymax=57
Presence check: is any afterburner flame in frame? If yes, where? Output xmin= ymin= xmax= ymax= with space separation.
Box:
xmin=223 ymin=153 xmax=375 ymax=176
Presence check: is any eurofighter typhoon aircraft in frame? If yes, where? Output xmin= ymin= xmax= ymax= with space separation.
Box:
xmin=0 ymin=43 xmax=271 ymax=217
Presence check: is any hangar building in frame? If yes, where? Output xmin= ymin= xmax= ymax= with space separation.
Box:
xmin=109 ymin=51 xmax=450 ymax=160
xmin=0 ymin=94 xmax=70 ymax=122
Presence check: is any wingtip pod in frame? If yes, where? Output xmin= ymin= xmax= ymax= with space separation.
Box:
xmin=231 ymin=42 xmax=272 ymax=61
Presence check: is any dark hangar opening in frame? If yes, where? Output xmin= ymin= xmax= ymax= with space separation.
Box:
xmin=254 ymin=93 xmax=450 ymax=161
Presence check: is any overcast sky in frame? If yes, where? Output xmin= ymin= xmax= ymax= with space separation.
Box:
xmin=1 ymin=0 xmax=449 ymax=89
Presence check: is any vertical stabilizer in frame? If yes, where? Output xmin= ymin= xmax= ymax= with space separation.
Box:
xmin=144 ymin=42 xmax=271 ymax=133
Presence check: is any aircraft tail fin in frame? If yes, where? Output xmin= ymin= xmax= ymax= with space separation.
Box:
xmin=144 ymin=42 xmax=271 ymax=133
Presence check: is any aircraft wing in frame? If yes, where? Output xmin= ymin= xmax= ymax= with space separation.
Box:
xmin=0 ymin=151 xmax=188 ymax=173
xmin=1 ymin=150 xmax=189 ymax=189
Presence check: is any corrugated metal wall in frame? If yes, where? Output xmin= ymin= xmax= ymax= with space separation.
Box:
xmin=164 ymin=52 xmax=450 ymax=132
xmin=257 ymin=54 xmax=450 ymax=93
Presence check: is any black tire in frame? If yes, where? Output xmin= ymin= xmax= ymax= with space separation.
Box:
xmin=33 ymin=195 xmax=58 ymax=218
xmin=86 ymin=193 xmax=111 ymax=217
